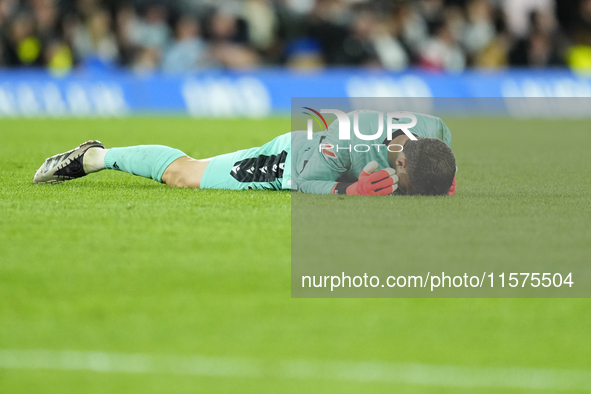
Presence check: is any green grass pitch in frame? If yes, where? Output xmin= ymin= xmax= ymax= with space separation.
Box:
xmin=0 ymin=117 xmax=590 ymax=393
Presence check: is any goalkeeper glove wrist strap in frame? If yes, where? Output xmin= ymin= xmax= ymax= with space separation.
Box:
xmin=332 ymin=182 xmax=353 ymax=195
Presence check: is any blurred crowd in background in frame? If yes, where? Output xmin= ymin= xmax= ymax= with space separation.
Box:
xmin=1 ymin=0 xmax=591 ymax=74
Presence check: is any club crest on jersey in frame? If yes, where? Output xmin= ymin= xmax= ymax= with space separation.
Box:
xmin=321 ymin=143 xmax=337 ymax=159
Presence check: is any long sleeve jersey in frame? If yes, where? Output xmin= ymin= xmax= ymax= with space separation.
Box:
xmin=291 ymin=110 xmax=452 ymax=194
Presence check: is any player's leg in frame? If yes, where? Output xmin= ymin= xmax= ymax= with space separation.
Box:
xmin=197 ymin=132 xmax=291 ymax=191
xmin=33 ymin=141 xmax=193 ymax=186
xmin=160 ymin=157 xmax=210 ymax=188
xmin=33 ymin=133 xmax=291 ymax=190
xmin=99 ymin=132 xmax=291 ymax=190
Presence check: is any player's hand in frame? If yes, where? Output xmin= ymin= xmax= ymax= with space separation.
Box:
xmin=448 ymin=175 xmax=456 ymax=196
xmin=346 ymin=161 xmax=398 ymax=196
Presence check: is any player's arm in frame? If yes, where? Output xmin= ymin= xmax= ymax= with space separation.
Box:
xmin=297 ymin=157 xmax=398 ymax=196
xmin=297 ymin=118 xmax=398 ymax=195
xmin=297 ymin=180 xmax=339 ymax=194
xmin=332 ymin=161 xmax=398 ymax=196
xmin=296 ymin=149 xmax=342 ymax=194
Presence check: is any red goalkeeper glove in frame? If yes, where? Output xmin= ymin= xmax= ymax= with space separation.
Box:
xmin=448 ymin=175 xmax=456 ymax=196
xmin=333 ymin=161 xmax=398 ymax=196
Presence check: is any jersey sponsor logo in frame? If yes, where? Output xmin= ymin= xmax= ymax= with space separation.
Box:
xmin=231 ymin=151 xmax=288 ymax=183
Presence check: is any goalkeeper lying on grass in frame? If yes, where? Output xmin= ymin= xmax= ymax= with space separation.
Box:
xmin=33 ymin=111 xmax=457 ymax=196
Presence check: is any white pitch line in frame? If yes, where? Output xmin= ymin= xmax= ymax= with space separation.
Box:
xmin=0 ymin=349 xmax=590 ymax=391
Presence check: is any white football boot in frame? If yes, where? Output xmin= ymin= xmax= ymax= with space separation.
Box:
xmin=33 ymin=140 xmax=105 ymax=184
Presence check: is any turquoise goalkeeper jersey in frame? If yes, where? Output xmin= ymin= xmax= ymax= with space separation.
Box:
xmin=291 ymin=111 xmax=452 ymax=194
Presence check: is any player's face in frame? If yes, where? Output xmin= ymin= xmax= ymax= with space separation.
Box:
xmin=394 ymin=170 xmax=410 ymax=195
xmin=387 ymin=136 xmax=411 ymax=195
xmin=393 ymin=153 xmax=410 ymax=195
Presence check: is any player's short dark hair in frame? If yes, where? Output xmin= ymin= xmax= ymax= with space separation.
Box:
xmin=403 ymin=137 xmax=456 ymax=196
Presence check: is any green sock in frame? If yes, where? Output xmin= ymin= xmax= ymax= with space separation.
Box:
xmin=104 ymin=145 xmax=186 ymax=183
